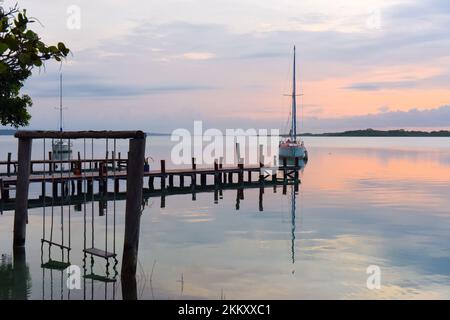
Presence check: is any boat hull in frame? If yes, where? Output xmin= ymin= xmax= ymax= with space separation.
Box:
xmin=279 ymin=145 xmax=307 ymax=159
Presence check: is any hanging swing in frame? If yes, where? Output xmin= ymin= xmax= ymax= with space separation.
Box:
xmin=41 ymin=138 xmax=72 ymax=271
xmin=82 ymin=138 xmax=118 ymax=283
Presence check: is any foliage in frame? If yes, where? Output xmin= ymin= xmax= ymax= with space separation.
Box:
xmin=0 ymin=4 xmax=70 ymax=127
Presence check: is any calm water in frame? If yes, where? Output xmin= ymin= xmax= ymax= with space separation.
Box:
xmin=1 ymin=136 xmax=450 ymax=299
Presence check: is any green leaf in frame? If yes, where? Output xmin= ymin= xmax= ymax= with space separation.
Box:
xmin=57 ymin=42 xmax=66 ymax=51
xmin=0 ymin=61 xmax=7 ymax=74
xmin=0 ymin=42 xmax=8 ymax=54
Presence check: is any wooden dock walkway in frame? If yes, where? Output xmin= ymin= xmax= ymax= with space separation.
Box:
xmin=0 ymin=161 xmax=302 ymax=203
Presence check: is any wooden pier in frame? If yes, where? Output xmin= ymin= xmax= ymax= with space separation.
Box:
xmin=0 ymin=157 xmax=302 ymax=203
xmin=1 ymin=130 xmax=304 ymax=295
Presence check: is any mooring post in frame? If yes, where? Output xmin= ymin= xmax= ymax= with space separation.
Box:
xmin=48 ymin=151 xmax=53 ymax=174
xmin=122 ymin=136 xmax=146 ymax=278
xmin=169 ymin=174 xmax=174 ymax=188
xmin=214 ymin=159 xmax=219 ymax=185
xmin=238 ymin=163 xmax=244 ymax=184
xmin=148 ymin=176 xmax=154 ymax=190
xmin=192 ymin=157 xmax=196 ymax=170
xmin=201 ymin=174 xmax=207 ymax=186
xmin=77 ymin=179 xmax=83 ymax=195
xmin=13 ymin=138 xmax=32 ymax=247
xmin=7 ymin=152 xmax=12 ymax=177
xmin=160 ymin=160 xmax=166 ymax=190
xmin=180 ymin=175 xmax=184 ymax=188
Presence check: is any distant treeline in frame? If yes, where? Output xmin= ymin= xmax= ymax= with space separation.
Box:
xmin=1 ymin=128 xmax=449 ymax=137
xmin=302 ymin=129 xmax=450 ymax=137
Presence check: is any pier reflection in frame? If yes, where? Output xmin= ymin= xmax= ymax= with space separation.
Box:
xmin=0 ymin=248 xmax=31 ymax=300
xmin=2 ymin=157 xmax=306 ymax=300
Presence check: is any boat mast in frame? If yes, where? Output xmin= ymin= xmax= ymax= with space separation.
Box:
xmin=59 ymin=73 xmax=63 ymax=132
xmin=291 ymin=46 xmax=297 ymax=140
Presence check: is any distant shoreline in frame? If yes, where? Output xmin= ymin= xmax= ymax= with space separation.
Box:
xmin=1 ymin=128 xmax=449 ymax=137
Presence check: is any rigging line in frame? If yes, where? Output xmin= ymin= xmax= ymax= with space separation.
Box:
xmin=50 ymin=139 xmax=54 ymax=247
xmin=68 ymin=138 xmax=71 ymax=250
xmin=43 ymin=139 xmax=46 ymax=240
xmin=83 ymin=138 xmax=87 ymax=300
xmin=91 ymin=138 xmax=94 ymax=249
xmin=105 ymin=138 xmax=109 ymax=256
xmin=59 ymin=135 xmax=64 ymax=261
xmin=113 ymin=139 xmax=116 ymax=254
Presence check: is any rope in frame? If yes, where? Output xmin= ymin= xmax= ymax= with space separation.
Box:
xmin=42 ymin=139 xmax=46 ymax=240
xmin=83 ymin=138 xmax=87 ymax=300
xmin=113 ymin=139 xmax=116 ymax=254
xmin=105 ymin=138 xmax=108 ymax=257
xmin=59 ymin=136 xmax=64 ymax=261
xmin=68 ymin=138 xmax=71 ymax=252
xmin=91 ymin=139 xmax=94 ymax=249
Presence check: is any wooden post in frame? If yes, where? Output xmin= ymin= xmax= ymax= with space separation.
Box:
xmin=14 ymin=138 xmax=32 ymax=247
xmin=169 ymin=175 xmax=174 ymax=188
xmin=114 ymin=178 xmax=120 ymax=193
xmin=122 ymin=137 xmax=146 ymax=278
xmin=214 ymin=159 xmax=219 ymax=185
xmin=87 ymin=179 xmax=93 ymax=194
xmin=48 ymin=152 xmax=53 ymax=174
xmin=180 ymin=175 xmax=184 ymax=188
xmin=238 ymin=163 xmax=244 ymax=184
xmin=160 ymin=160 xmax=166 ymax=190
xmin=228 ymin=172 xmax=233 ymax=184
xmin=0 ymin=179 xmax=9 ymax=201
xmin=201 ymin=174 xmax=207 ymax=186
xmin=191 ymin=157 xmax=196 ymax=170
xmin=148 ymin=176 xmax=154 ymax=190
xmin=7 ymin=152 xmax=11 ymax=177
xmin=77 ymin=179 xmax=83 ymax=195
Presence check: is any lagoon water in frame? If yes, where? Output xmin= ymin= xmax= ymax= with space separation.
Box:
xmin=1 ymin=136 xmax=450 ymax=299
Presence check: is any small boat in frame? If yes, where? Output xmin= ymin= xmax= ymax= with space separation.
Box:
xmin=279 ymin=46 xmax=307 ymax=161
xmin=52 ymin=74 xmax=72 ymax=165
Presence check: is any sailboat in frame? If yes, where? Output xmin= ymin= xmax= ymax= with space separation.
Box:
xmin=279 ymin=46 xmax=307 ymax=160
xmin=52 ymin=74 xmax=72 ymax=166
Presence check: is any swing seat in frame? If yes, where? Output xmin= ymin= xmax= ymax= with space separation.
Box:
xmin=41 ymin=239 xmax=71 ymax=251
xmin=83 ymin=247 xmax=116 ymax=259
xmin=41 ymin=259 xmax=71 ymax=270
xmin=84 ymin=273 xmax=117 ymax=283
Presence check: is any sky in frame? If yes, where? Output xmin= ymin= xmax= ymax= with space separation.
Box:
xmin=1 ymin=0 xmax=450 ymax=133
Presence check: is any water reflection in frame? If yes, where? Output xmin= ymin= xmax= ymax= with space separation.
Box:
xmin=0 ymin=248 xmax=31 ymax=300
xmin=2 ymin=137 xmax=450 ymax=299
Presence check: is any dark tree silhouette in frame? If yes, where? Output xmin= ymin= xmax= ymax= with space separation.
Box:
xmin=0 ymin=4 xmax=70 ymax=127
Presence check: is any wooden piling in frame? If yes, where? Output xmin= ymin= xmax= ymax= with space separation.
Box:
xmin=122 ymin=137 xmax=146 ymax=277
xmin=13 ymin=138 xmax=32 ymax=247
xmin=238 ymin=163 xmax=244 ymax=184
xmin=169 ymin=175 xmax=174 ymax=188
xmin=7 ymin=152 xmax=12 ymax=177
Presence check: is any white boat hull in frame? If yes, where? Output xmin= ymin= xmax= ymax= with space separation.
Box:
xmin=279 ymin=144 xmax=307 ymax=159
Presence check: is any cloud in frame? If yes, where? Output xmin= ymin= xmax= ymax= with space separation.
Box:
xmin=344 ymin=81 xmax=417 ymax=91
xmin=24 ymin=73 xmax=216 ymax=98
xmin=181 ymin=52 xmax=216 ymax=60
